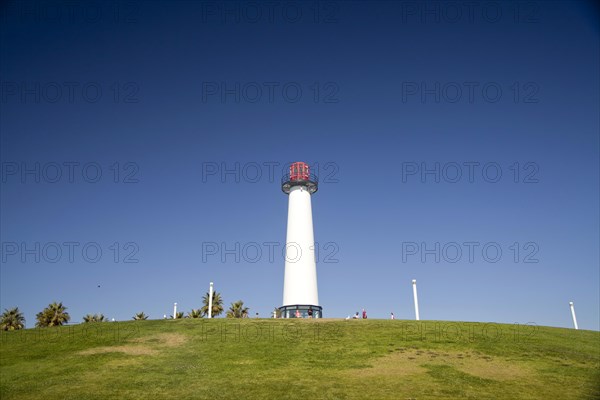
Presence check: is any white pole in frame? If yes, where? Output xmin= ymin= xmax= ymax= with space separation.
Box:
xmin=569 ymin=301 xmax=578 ymax=330
xmin=412 ymin=279 xmax=420 ymax=321
xmin=208 ymin=282 xmax=214 ymax=319
xmin=173 ymin=302 xmax=177 ymax=319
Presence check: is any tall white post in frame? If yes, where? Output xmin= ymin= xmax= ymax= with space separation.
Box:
xmin=173 ymin=302 xmax=177 ymax=319
xmin=412 ymin=279 xmax=420 ymax=321
xmin=569 ymin=301 xmax=578 ymax=330
xmin=208 ymin=282 xmax=214 ymax=319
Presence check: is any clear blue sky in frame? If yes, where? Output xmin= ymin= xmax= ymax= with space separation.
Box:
xmin=1 ymin=1 xmax=598 ymax=330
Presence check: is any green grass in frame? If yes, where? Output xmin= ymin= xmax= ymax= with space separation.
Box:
xmin=1 ymin=319 xmax=598 ymax=399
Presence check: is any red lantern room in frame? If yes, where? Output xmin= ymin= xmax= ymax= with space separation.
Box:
xmin=282 ymin=161 xmax=318 ymax=194
xmin=289 ymin=162 xmax=310 ymax=181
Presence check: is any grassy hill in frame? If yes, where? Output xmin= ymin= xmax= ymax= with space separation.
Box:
xmin=1 ymin=319 xmax=598 ymax=399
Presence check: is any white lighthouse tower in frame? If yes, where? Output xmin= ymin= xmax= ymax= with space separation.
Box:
xmin=280 ymin=162 xmax=321 ymax=318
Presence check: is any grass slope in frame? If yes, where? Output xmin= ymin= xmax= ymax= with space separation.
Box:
xmin=1 ymin=319 xmax=598 ymax=399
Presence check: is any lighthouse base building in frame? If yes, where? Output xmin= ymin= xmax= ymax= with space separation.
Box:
xmin=279 ymin=162 xmax=322 ymax=318
xmin=279 ymin=304 xmax=322 ymax=319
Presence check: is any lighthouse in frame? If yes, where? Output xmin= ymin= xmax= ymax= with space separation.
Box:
xmin=279 ymin=162 xmax=322 ymax=318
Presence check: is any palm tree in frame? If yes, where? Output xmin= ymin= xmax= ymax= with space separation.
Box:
xmin=132 ymin=312 xmax=148 ymax=320
xmin=82 ymin=314 xmax=105 ymax=323
xmin=83 ymin=314 xmax=93 ymax=323
xmin=201 ymin=291 xmax=224 ymax=317
xmin=170 ymin=311 xmax=184 ymax=319
xmin=1 ymin=307 xmax=26 ymax=330
xmin=187 ymin=309 xmax=203 ymax=318
xmin=226 ymin=300 xmax=250 ymax=318
xmin=35 ymin=302 xmax=70 ymax=327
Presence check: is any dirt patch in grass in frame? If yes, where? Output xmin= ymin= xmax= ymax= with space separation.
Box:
xmin=78 ymin=345 xmax=157 ymax=356
xmin=458 ymin=356 xmax=532 ymax=381
xmin=78 ymin=333 xmax=188 ymax=357
xmin=348 ymin=349 xmax=533 ymax=381
xmin=232 ymin=359 xmax=256 ymax=365
xmin=131 ymin=332 xmax=188 ymax=347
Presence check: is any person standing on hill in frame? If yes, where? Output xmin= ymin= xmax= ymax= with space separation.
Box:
xmin=390 ymin=312 xmax=395 ymax=320
xmin=362 ymin=309 xmax=367 ymax=319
